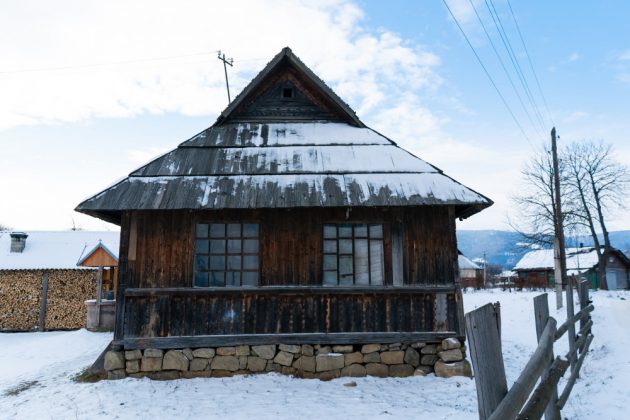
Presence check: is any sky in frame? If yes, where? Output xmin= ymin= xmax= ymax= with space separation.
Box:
xmin=1 ymin=0 xmax=629 ymax=233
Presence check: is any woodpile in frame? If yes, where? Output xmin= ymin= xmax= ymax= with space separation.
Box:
xmin=0 ymin=270 xmax=41 ymax=330
xmin=45 ymin=270 xmax=97 ymax=330
xmin=0 ymin=269 xmax=97 ymax=331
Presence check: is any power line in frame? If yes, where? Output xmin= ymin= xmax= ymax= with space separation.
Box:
xmin=441 ymin=0 xmax=533 ymax=145
xmin=506 ymin=0 xmax=555 ymax=126
xmin=467 ymin=0 xmax=544 ymax=139
xmin=484 ymin=0 xmax=547 ymax=133
xmin=0 ymin=51 xmax=220 ymax=75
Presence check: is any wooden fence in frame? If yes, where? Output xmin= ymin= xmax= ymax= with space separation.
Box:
xmin=466 ymin=280 xmax=593 ymax=420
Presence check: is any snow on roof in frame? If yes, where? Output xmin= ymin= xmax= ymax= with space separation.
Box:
xmin=514 ymin=247 xmax=601 ymax=272
xmin=76 ymin=47 xmax=492 ymax=224
xmin=459 ymin=254 xmax=481 ymax=270
xmin=0 ymin=231 xmax=120 ymax=270
xmin=498 ymin=270 xmax=516 ymax=278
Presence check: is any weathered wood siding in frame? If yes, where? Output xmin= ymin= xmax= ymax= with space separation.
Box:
xmin=116 ymin=206 xmax=462 ymax=344
xmin=126 ymin=206 xmax=457 ymax=288
xmin=122 ymin=289 xmax=460 ymax=340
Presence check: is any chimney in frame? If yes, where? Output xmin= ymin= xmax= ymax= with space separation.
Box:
xmin=10 ymin=232 xmax=28 ymax=253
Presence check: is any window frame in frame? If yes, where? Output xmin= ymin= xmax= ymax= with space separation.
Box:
xmin=322 ymin=222 xmax=386 ymax=286
xmin=193 ymin=222 xmax=260 ymax=288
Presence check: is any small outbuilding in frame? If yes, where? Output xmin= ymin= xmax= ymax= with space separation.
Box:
xmin=77 ymin=47 xmax=492 ymax=379
xmin=0 ymin=230 xmax=119 ymax=331
xmin=513 ymin=246 xmax=630 ymax=290
xmin=458 ymin=252 xmax=483 ymax=289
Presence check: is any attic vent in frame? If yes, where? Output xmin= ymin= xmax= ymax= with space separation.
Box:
xmin=10 ymin=232 xmax=28 ymax=253
xmin=282 ymin=87 xmax=294 ymax=99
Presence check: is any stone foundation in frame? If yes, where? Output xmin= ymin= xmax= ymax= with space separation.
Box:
xmin=104 ymin=338 xmax=472 ymax=381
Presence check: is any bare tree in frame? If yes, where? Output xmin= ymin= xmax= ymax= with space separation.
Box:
xmin=565 ymin=140 xmax=629 ymax=288
xmin=510 ymin=147 xmax=579 ymax=249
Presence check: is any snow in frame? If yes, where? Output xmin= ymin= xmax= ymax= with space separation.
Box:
xmin=0 ymin=231 xmax=120 ymax=270
xmin=514 ymin=247 xmax=601 ymax=272
xmin=184 ymin=122 xmax=393 ymax=147
xmin=458 ymin=254 xmax=481 ymax=270
xmin=151 ymin=144 xmax=437 ymax=175
xmin=1 ymin=290 xmax=627 ymax=419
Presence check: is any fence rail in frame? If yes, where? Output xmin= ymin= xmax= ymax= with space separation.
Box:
xmin=466 ymin=280 xmax=593 ymax=420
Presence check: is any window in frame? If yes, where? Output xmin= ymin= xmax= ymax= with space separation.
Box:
xmin=194 ymin=223 xmax=259 ymax=287
xmin=322 ymin=223 xmax=384 ymax=286
xmin=281 ymin=87 xmax=294 ymax=99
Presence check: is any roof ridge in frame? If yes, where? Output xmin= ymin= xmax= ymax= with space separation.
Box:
xmin=214 ymin=47 xmax=364 ymax=127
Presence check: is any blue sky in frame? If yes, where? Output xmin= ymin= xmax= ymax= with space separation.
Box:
xmin=1 ymin=0 xmax=629 ymax=232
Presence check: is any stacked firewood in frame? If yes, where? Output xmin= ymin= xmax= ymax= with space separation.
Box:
xmin=0 ymin=270 xmax=42 ymax=330
xmin=45 ymin=270 xmax=97 ymax=329
xmin=0 ymin=269 xmax=97 ymax=331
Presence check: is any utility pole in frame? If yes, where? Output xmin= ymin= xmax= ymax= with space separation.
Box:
xmin=483 ymin=252 xmax=487 ymax=288
xmin=217 ymin=50 xmax=233 ymax=103
xmin=552 ymin=128 xmax=564 ymax=310
xmin=551 ymin=127 xmax=577 ymax=371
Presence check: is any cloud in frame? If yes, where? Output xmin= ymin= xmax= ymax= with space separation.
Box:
xmin=562 ymin=111 xmax=588 ymax=123
xmin=619 ymin=50 xmax=630 ymax=61
xmin=568 ymin=52 xmax=581 ymax=62
xmin=0 ymin=0 xmax=441 ymax=132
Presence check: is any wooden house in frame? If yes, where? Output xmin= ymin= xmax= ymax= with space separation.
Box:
xmin=458 ymin=251 xmax=483 ymax=289
xmin=513 ymin=246 xmax=630 ymax=290
xmin=77 ymin=47 xmax=492 ymax=380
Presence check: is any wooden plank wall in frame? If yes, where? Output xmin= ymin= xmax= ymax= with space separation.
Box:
xmin=127 ymin=206 xmax=457 ymax=288
xmin=122 ymin=291 xmax=460 ymax=338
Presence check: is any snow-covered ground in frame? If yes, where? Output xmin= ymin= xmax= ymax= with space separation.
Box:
xmin=1 ymin=290 xmax=628 ymax=419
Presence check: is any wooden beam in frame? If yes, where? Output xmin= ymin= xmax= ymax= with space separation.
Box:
xmin=556 ymin=334 xmax=594 ymax=409
xmin=489 ymin=317 xmax=558 ymax=420
xmin=95 ymin=266 xmax=103 ymax=327
xmin=122 ymin=331 xmax=458 ymax=350
xmin=37 ymin=271 xmax=49 ymax=332
xmin=533 ymin=293 xmax=561 ymax=420
xmin=466 ymin=302 xmax=507 ymax=420
xmin=516 ymin=357 xmax=570 ymax=420
xmin=555 ymin=304 xmax=594 ymax=340
xmin=124 ymin=285 xmax=457 ymax=297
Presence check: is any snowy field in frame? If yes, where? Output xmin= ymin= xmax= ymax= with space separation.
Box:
xmin=1 ymin=290 xmax=628 ymax=419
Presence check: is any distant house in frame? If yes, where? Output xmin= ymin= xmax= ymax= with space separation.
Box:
xmin=513 ymin=247 xmax=630 ymax=290
xmin=458 ymin=252 xmax=483 ymax=288
xmin=494 ymin=270 xmax=516 ymax=289
xmin=0 ymin=230 xmax=119 ymax=331
xmin=76 ymin=47 xmax=492 ymax=380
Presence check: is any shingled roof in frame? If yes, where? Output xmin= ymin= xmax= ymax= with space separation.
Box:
xmin=76 ymin=47 xmax=492 ymax=225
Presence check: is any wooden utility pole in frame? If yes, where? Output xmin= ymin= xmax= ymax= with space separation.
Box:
xmin=483 ymin=251 xmax=487 ymax=288
xmin=217 ymin=50 xmax=233 ymax=103
xmin=551 ymin=128 xmax=564 ymax=310
xmin=550 ymin=127 xmax=577 ymax=371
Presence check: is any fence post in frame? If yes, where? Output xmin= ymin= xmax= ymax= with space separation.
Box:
xmin=466 ymin=303 xmax=507 ymax=420
xmin=37 ymin=271 xmax=49 ymax=332
xmin=579 ymin=280 xmax=590 ymax=332
xmin=533 ymin=294 xmax=561 ymax=420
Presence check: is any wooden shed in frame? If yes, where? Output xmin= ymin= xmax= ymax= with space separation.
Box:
xmin=513 ymin=246 xmax=630 ymax=290
xmin=77 ymin=47 xmax=492 ymax=380
xmin=0 ymin=230 xmax=119 ymax=331
xmin=458 ymin=251 xmax=483 ymax=289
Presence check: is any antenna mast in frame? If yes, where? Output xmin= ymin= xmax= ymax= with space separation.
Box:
xmin=217 ymin=50 xmax=234 ymax=103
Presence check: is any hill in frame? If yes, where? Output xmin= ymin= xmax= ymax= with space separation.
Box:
xmin=457 ymin=230 xmax=630 ymax=269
